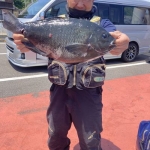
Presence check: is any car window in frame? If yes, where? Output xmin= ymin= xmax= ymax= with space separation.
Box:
xmin=109 ymin=4 xmax=122 ymax=24
xmin=18 ymin=0 xmax=50 ymax=18
xmin=45 ymin=2 xmax=67 ymax=18
xmin=124 ymin=6 xmax=150 ymax=25
xmin=98 ymin=4 xmax=109 ymax=19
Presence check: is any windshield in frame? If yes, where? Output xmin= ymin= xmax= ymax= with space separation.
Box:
xmin=18 ymin=0 xmax=50 ymax=18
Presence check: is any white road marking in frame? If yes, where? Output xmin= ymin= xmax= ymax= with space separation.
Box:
xmin=0 ymin=61 xmax=149 ymax=82
xmin=0 ymin=74 xmax=47 ymax=82
xmin=107 ymin=62 xmax=148 ymax=69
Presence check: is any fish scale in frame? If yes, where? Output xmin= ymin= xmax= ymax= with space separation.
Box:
xmin=2 ymin=10 xmax=116 ymax=63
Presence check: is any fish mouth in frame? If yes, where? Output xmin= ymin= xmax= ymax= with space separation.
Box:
xmin=109 ymin=39 xmax=116 ymax=50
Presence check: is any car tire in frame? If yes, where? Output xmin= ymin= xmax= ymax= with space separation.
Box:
xmin=121 ymin=42 xmax=138 ymax=62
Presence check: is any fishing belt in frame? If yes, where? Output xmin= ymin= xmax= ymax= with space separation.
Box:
xmin=47 ymin=57 xmax=106 ymax=89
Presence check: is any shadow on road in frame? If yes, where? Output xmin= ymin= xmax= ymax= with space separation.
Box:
xmin=73 ymin=138 xmax=121 ymax=150
xmin=8 ymin=60 xmax=48 ymax=73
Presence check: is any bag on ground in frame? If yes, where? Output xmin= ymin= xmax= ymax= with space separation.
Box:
xmin=136 ymin=121 xmax=150 ymax=150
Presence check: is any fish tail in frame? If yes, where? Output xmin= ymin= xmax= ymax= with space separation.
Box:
xmin=1 ymin=9 xmax=24 ymax=34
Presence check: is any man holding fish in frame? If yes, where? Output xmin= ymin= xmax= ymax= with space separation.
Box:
xmin=12 ymin=0 xmax=129 ymax=149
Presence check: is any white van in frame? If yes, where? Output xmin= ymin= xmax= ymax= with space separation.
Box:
xmin=5 ymin=0 xmax=150 ymax=67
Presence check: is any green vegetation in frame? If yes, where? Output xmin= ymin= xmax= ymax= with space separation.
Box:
xmin=14 ymin=0 xmax=36 ymax=9
xmin=124 ymin=7 xmax=133 ymax=16
xmin=14 ymin=0 xmax=24 ymax=9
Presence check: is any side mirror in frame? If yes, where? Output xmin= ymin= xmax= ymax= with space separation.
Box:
xmin=39 ymin=11 xmax=45 ymax=20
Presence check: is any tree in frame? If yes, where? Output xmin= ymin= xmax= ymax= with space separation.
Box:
xmin=14 ymin=0 xmax=37 ymax=9
xmin=14 ymin=0 xmax=25 ymax=9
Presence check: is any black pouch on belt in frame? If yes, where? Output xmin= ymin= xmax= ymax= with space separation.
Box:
xmin=47 ymin=57 xmax=106 ymax=89
xmin=82 ymin=64 xmax=105 ymax=88
xmin=76 ymin=57 xmax=106 ymax=89
xmin=47 ymin=60 xmax=70 ymax=85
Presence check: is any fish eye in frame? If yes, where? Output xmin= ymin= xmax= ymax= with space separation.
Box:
xmin=102 ymin=33 xmax=107 ymax=39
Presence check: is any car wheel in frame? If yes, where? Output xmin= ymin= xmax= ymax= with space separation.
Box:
xmin=121 ymin=43 xmax=138 ymax=62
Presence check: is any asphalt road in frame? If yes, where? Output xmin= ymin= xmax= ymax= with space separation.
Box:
xmin=0 ymin=42 xmax=150 ymax=150
xmin=0 ymin=42 xmax=150 ymax=98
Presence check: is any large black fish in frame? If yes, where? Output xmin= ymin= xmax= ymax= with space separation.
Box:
xmin=1 ymin=10 xmax=116 ymax=63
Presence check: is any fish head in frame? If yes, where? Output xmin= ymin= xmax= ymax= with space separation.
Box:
xmin=88 ymin=29 xmax=116 ymax=55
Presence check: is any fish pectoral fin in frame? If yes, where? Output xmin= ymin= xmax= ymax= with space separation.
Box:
xmin=21 ymin=38 xmax=47 ymax=56
xmin=65 ymin=44 xmax=88 ymax=57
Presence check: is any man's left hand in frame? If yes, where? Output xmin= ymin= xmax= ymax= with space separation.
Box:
xmin=109 ymin=31 xmax=130 ymax=55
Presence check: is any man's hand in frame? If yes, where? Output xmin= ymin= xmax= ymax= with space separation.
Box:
xmin=109 ymin=31 xmax=130 ymax=55
xmin=13 ymin=34 xmax=30 ymax=53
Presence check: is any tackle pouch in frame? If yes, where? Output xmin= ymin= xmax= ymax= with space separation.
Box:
xmin=48 ymin=60 xmax=69 ymax=85
xmin=47 ymin=57 xmax=105 ymax=89
xmin=75 ymin=58 xmax=106 ymax=89
xmin=136 ymin=120 xmax=150 ymax=150
xmin=81 ymin=64 xmax=105 ymax=88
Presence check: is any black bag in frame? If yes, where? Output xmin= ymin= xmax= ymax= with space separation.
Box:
xmin=48 ymin=60 xmax=70 ymax=85
xmin=136 ymin=121 xmax=150 ymax=150
xmin=77 ymin=63 xmax=105 ymax=88
xmin=48 ymin=57 xmax=106 ymax=89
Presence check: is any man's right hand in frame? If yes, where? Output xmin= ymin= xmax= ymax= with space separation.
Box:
xmin=13 ymin=34 xmax=30 ymax=53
